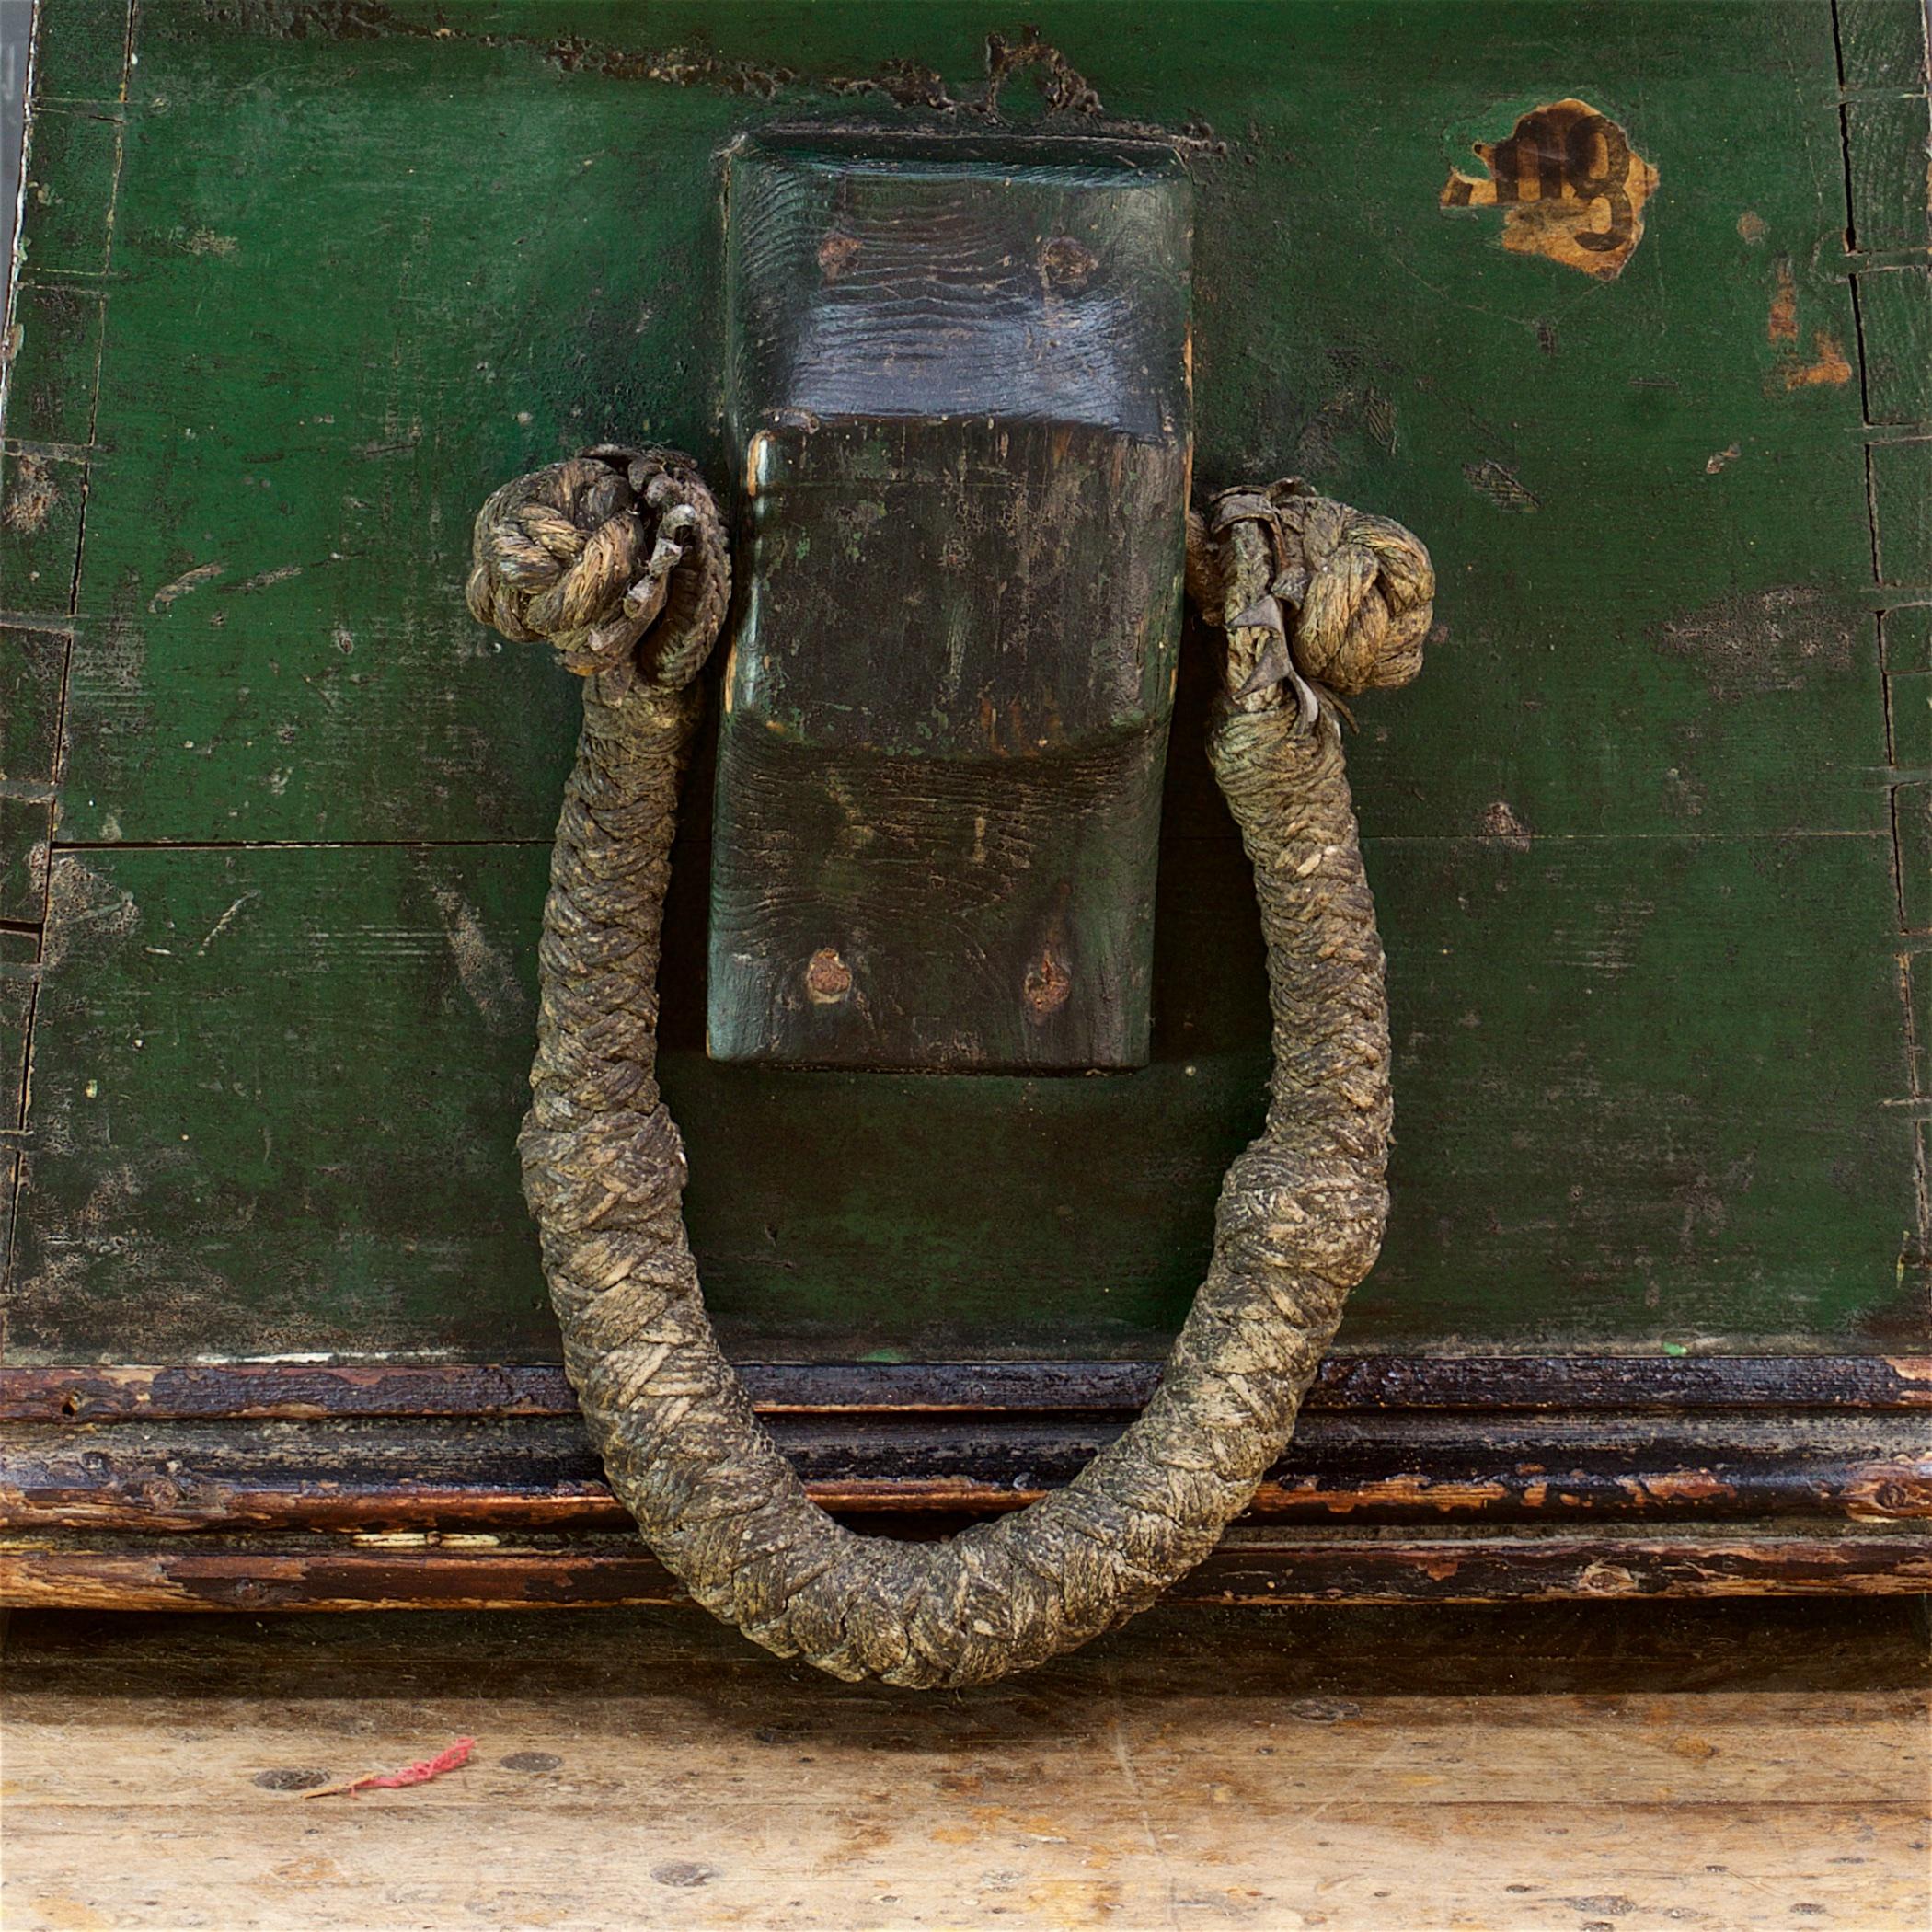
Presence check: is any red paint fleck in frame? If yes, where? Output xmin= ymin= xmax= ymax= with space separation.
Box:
xmin=300 ymin=1737 xmax=475 ymax=1799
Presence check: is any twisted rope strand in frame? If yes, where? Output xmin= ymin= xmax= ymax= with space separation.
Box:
xmin=475 ymin=447 xmax=1432 ymax=1686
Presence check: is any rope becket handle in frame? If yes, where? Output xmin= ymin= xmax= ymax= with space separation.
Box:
xmin=469 ymin=444 xmax=1433 ymax=1687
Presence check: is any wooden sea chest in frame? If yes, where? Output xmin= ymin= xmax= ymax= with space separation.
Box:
xmin=2 ymin=0 xmax=1929 ymax=1613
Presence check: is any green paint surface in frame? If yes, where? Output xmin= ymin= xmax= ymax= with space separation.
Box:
xmin=4 ymin=0 xmax=1926 ymax=1362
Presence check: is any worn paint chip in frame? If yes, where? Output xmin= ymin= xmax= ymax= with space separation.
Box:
xmin=1767 ymin=259 xmax=1852 ymax=389
xmin=1442 ymin=98 xmax=1657 ymax=280
xmin=4 ymin=452 xmax=59 ymax=535
xmin=149 ymin=561 xmax=226 ymax=611
xmin=1463 ymin=459 xmax=1540 ymax=513
xmin=1768 ymin=258 xmax=1800 ymax=344
xmin=1478 ymin=800 xmax=1535 ymax=851
xmin=1779 ymin=330 xmax=1852 ymax=389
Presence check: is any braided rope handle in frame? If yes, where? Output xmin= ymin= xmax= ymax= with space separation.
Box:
xmin=469 ymin=447 xmax=1432 ymax=1686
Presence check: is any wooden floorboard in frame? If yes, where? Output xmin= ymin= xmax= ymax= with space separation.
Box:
xmin=2 ymin=1602 xmax=1927 ymax=1931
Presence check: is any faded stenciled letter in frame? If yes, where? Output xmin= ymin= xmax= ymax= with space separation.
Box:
xmin=1442 ymin=98 xmax=1659 ymax=279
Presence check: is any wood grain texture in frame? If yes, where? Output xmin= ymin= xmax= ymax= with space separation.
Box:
xmin=1836 ymin=0 xmax=1931 ymax=93
xmin=5 ymin=1410 xmax=1928 ymax=1531
xmin=6 ymin=1524 xmax=1930 ymax=1613
xmin=1 ymin=0 xmax=1924 ymax=1367
xmin=8 ymin=1353 xmax=1930 ymax=1420
xmin=0 ymin=956 xmax=30 ymax=1101
xmin=15 ymin=102 xmax=120 ymax=279
xmin=5 ymin=1600 xmax=1927 ymax=1930
xmin=26 ymin=0 xmax=131 ymax=106
xmin=1 ymin=282 xmax=106 ymax=446
xmin=0 ymin=449 xmax=86 ymax=615
xmin=1872 ymin=437 xmax=1932 ymax=587
xmin=1857 ymin=270 xmax=1932 ymax=422
xmin=1898 ymin=782 xmax=1932 ymax=930
xmin=5 ymin=1358 xmax=1927 ymax=1595
xmin=0 ymin=796 xmax=52 ymax=926
xmin=0 ymin=926 xmax=35 ymax=1289
xmin=1846 ymin=94 xmax=1932 ymax=254
xmin=713 ymin=132 xmax=1189 ymax=1070
xmin=0 ymin=626 xmax=68 ymax=788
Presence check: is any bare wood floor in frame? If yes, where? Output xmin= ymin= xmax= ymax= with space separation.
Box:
xmin=2 ymin=1600 xmax=1926 ymax=1931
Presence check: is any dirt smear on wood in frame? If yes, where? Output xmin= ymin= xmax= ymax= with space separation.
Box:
xmin=150 ymin=561 xmax=226 ymax=611
xmin=39 ymin=856 xmax=140 ymax=972
xmin=428 ymin=881 xmax=528 ymax=1036
xmin=1478 ymin=800 xmax=1535 ymax=852
xmin=213 ymin=6 xmax=1224 ymax=151
xmin=3 ymin=454 xmax=60 ymax=535
xmin=1650 ymin=586 xmax=1857 ymax=700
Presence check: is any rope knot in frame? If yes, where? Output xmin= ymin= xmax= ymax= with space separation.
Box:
xmin=1189 ymin=480 xmax=1434 ymax=720
xmin=466 ymin=445 xmax=730 ymax=694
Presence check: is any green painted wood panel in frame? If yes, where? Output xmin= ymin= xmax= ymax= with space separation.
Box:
xmin=4 ymin=0 xmax=1926 ymax=1363
xmin=0 ymin=798 xmax=51 ymax=927
xmin=27 ymin=0 xmax=129 ymax=105
xmin=0 ymin=448 xmax=85 ymax=614
xmin=2 ymin=282 xmax=106 ymax=446
xmin=14 ymin=102 xmax=120 ymax=277
xmin=1857 ymin=270 xmax=1932 ymax=425
xmin=6 ymin=804 xmax=1914 ymax=1360
xmin=0 ymin=627 xmax=66 ymax=791
xmin=50 ymin=3 xmax=1888 ymax=848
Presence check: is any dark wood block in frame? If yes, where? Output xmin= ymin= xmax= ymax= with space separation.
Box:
xmin=710 ymin=132 xmax=1191 ymax=1070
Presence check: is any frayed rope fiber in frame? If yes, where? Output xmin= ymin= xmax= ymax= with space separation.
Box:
xmin=467 ymin=449 xmax=1432 ymax=1687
